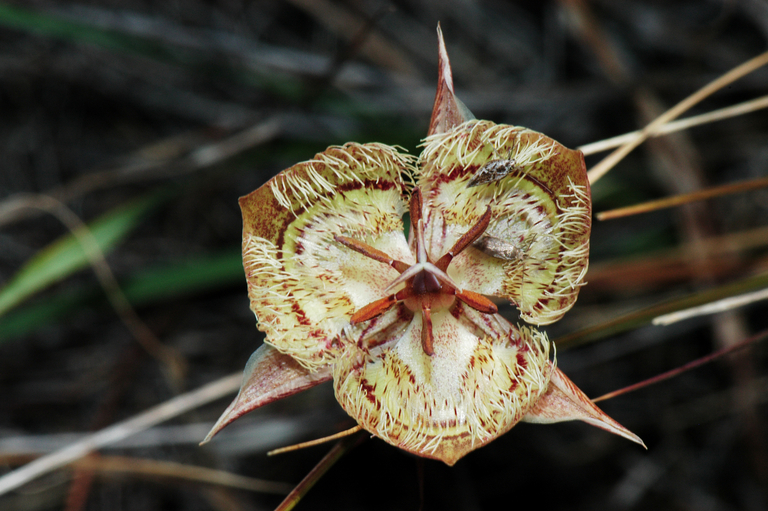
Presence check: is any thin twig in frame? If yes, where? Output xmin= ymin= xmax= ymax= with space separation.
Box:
xmin=268 ymin=425 xmax=363 ymax=456
xmin=274 ymin=432 xmax=367 ymax=511
xmin=597 ymin=175 xmax=768 ymax=221
xmin=592 ymin=328 xmax=768 ymax=402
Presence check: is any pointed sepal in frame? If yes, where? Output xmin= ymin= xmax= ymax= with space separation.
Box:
xmin=427 ymin=24 xmax=474 ymax=136
xmin=201 ymin=344 xmax=332 ymax=444
xmin=523 ymin=364 xmax=646 ymax=448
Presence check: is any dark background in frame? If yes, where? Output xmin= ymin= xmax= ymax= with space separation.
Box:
xmin=1 ymin=1 xmax=767 ymax=510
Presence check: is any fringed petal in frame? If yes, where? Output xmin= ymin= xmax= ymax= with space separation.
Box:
xmin=239 ymin=143 xmax=415 ymax=368
xmin=333 ymin=306 xmax=551 ymax=465
xmin=418 ymin=120 xmax=591 ymax=325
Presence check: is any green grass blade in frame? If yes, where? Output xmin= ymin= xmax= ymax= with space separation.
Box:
xmin=121 ymin=249 xmax=243 ymax=306
xmin=0 ymin=4 xmax=155 ymax=54
xmin=0 ymin=194 xmax=162 ymax=317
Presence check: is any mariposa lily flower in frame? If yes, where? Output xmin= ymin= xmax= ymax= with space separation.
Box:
xmin=203 ymin=27 xmax=644 ymax=465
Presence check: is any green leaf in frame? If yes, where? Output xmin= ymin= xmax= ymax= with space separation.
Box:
xmin=0 ymin=194 xmax=162 ymax=317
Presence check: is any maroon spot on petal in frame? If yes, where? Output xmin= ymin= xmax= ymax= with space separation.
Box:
xmin=291 ymin=303 xmax=312 ymax=326
xmin=336 ymin=179 xmax=398 ymax=195
xmin=360 ymin=381 xmax=379 ymax=406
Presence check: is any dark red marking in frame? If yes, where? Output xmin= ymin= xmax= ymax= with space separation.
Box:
xmin=291 ymin=303 xmax=312 ymax=326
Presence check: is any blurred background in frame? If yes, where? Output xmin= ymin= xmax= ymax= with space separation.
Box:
xmin=1 ymin=0 xmax=767 ymax=509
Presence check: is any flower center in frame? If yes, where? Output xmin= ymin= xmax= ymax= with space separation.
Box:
xmin=334 ymin=188 xmax=497 ymax=355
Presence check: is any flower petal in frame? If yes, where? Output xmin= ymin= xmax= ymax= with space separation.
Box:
xmin=239 ymin=143 xmax=415 ymax=368
xmin=418 ymin=120 xmax=591 ymax=325
xmin=201 ymin=344 xmax=332 ymax=444
xmin=333 ymin=305 xmax=551 ymax=465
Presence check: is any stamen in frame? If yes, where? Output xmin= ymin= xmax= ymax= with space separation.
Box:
xmin=435 ymin=206 xmax=492 ymax=272
xmin=455 ymin=288 xmax=498 ymax=314
xmin=350 ymin=294 xmax=397 ymax=324
xmin=334 ymin=235 xmax=409 ymax=273
xmin=417 ymin=218 xmax=428 ymax=263
xmin=338 ymin=188 xmax=498 ymax=357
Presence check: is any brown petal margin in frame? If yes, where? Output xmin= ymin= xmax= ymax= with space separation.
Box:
xmin=418 ymin=120 xmax=591 ymax=325
xmin=201 ymin=344 xmax=332 ymax=444
xmin=523 ymin=364 xmax=646 ymax=448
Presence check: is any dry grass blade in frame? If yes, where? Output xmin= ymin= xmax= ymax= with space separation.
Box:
xmin=0 ymin=373 xmax=241 ymax=496
xmin=597 ymin=176 xmax=768 ymax=221
xmin=267 ymin=425 xmax=363 ymax=456
xmin=578 ymin=95 xmax=768 ymax=156
xmin=587 ymin=51 xmax=768 ymax=184
xmin=653 ymin=287 xmax=768 ymax=326
xmin=555 ymin=271 xmax=768 ymax=350
xmin=592 ymin=328 xmax=768 ymax=403
xmin=1 ymin=454 xmax=293 ymax=494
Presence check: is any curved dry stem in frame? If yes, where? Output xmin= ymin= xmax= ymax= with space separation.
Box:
xmin=0 ymin=117 xmax=282 ymax=229
xmin=1 ymin=453 xmax=293 ymax=494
